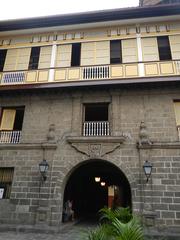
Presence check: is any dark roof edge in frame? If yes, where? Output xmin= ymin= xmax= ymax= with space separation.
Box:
xmin=0 ymin=76 xmax=179 ymax=92
xmin=1 ymin=4 xmax=180 ymax=32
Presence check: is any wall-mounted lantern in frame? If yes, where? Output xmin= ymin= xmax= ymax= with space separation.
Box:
xmin=143 ymin=160 xmax=152 ymax=183
xmin=39 ymin=159 xmax=49 ymax=181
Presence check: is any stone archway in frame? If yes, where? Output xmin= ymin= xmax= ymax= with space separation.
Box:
xmin=62 ymin=159 xmax=132 ymax=222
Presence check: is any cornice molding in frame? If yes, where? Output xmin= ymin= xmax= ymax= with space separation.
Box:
xmin=0 ymin=142 xmax=57 ymax=150
xmin=138 ymin=141 xmax=180 ymax=149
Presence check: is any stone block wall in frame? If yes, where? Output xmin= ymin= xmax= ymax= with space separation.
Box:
xmin=0 ymin=84 xmax=179 ymax=231
xmin=141 ymin=0 xmax=162 ymax=6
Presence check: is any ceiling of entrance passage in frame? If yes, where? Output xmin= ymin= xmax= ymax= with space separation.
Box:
xmin=0 ymin=0 xmax=139 ymax=21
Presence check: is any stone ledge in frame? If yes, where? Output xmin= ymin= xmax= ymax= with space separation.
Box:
xmin=138 ymin=141 xmax=180 ymax=149
xmin=0 ymin=223 xmax=58 ymax=233
xmin=66 ymin=136 xmax=126 ymax=144
xmin=0 ymin=142 xmax=57 ymax=150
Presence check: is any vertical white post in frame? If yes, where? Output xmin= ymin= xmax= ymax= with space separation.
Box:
xmin=49 ymin=43 xmax=57 ymax=82
xmin=136 ymin=34 xmax=145 ymax=77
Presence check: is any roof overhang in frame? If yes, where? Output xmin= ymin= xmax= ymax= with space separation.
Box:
xmin=0 ymin=4 xmax=180 ymax=36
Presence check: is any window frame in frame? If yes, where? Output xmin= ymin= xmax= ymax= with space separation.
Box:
xmin=110 ymin=40 xmax=122 ymax=64
xmin=0 ymin=167 xmax=14 ymax=199
xmin=83 ymin=103 xmax=109 ymax=122
xmin=157 ymin=36 xmax=172 ymax=61
xmin=71 ymin=43 xmax=81 ymax=67
xmin=28 ymin=47 xmax=40 ymax=70
xmin=0 ymin=106 xmax=25 ymax=131
xmin=0 ymin=49 xmax=7 ymax=72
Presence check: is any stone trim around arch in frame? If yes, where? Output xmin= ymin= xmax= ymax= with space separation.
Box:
xmin=53 ymin=158 xmax=138 ymax=225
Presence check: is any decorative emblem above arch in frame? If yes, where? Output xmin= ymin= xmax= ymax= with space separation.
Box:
xmin=66 ymin=136 xmax=127 ymax=158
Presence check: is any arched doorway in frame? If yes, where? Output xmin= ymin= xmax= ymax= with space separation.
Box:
xmin=63 ymin=160 xmax=131 ymax=221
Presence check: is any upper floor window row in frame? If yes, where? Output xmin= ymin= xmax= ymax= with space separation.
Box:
xmin=0 ymin=35 xmax=179 ymax=71
xmin=0 ymin=43 xmax=82 ymax=72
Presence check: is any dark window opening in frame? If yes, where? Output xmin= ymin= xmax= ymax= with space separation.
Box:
xmin=13 ymin=107 xmax=25 ymax=131
xmin=157 ymin=36 xmax=172 ymax=61
xmin=28 ymin=47 xmax=40 ymax=70
xmin=71 ymin=43 xmax=81 ymax=67
xmin=0 ymin=50 xmax=7 ymax=71
xmin=110 ymin=40 xmax=122 ymax=64
xmin=0 ymin=168 xmax=14 ymax=199
xmin=84 ymin=103 xmax=108 ymax=122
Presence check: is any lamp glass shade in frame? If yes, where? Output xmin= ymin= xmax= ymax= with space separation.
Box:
xmin=95 ymin=177 xmax=101 ymax=182
xmin=143 ymin=160 xmax=152 ymax=177
xmin=39 ymin=159 xmax=49 ymax=173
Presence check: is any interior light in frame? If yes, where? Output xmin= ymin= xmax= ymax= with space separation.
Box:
xmin=101 ymin=182 xmax=106 ymax=186
xmin=95 ymin=177 xmax=101 ymax=182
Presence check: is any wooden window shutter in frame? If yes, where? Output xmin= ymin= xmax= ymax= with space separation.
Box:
xmin=0 ymin=109 xmax=16 ymax=130
xmin=2 ymin=168 xmax=14 ymax=182
xmin=174 ymin=102 xmax=180 ymax=127
xmin=56 ymin=45 xmax=72 ymax=67
xmin=0 ymin=168 xmax=14 ymax=199
xmin=3 ymin=49 xmax=18 ymax=71
xmin=95 ymin=41 xmax=110 ymax=65
xmin=169 ymin=35 xmax=180 ymax=60
xmin=38 ymin=46 xmax=52 ymax=69
xmin=142 ymin=37 xmax=159 ymax=61
xmin=16 ymin=48 xmax=31 ymax=70
xmin=122 ymin=39 xmax=138 ymax=63
xmin=81 ymin=42 xmax=95 ymax=66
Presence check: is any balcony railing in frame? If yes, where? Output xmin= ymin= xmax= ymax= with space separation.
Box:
xmin=82 ymin=65 xmax=110 ymax=80
xmin=1 ymin=60 xmax=180 ymax=85
xmin=83 ymin=121 xmax=110 ymax=136
xmin=0 ymin=131 xmax=21 ymax=144
xmin=175 ymin=61 xmax=180 ymax=74
xmin=2 ymin=72 xmax=25 ymax=84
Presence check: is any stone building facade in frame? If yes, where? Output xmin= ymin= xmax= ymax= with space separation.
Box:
xmin=0 ymin=3 xmax=180 ymax=235
xmin=140 ymin=0 xmax=180 ymax=6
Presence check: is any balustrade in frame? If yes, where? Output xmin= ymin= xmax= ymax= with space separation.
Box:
xmin=83 ymin=121 xmax=110 ymax=136
xmin=2 ymin=72 xmax=25 ymax=84
xmin=0 ymin=131 xmax=21 ymax=144
xmin=82 ymin=66 xmax=110 ymax=80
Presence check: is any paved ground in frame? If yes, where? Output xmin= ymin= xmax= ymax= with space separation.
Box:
xmin=0 ymin=223 xmax=94 ymax=240
xmin=1 ymin=223 xmax=180 ymax=240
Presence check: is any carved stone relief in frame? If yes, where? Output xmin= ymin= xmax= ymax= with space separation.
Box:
xmin=67 ymin=136 xmax=127 ymax=158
